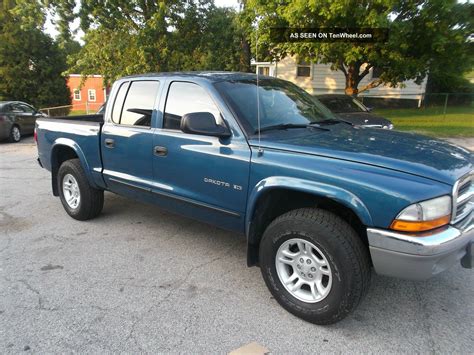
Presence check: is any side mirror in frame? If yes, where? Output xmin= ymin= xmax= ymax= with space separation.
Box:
xmin=366 ymin=106 xmax=373 ymax=112
xmin=180 ymin=112 xmax=231 ymax=138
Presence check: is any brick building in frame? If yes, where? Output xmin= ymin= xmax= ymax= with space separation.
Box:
xmin=67 ymin=74 xmax=108 ymax=112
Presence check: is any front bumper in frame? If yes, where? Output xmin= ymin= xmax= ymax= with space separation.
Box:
xmin=367 ymin=213 xmax=473 ymax=280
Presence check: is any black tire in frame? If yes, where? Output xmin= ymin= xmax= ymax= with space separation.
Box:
xmin=259 ymin=208 xmax=371 ymax=325
xmin=57 ymin=158 xmax=104 ymax=220
xmin=8 ymin=125 xmax=21 ymax=143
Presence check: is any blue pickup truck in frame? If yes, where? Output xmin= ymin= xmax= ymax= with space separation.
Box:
xmin=36 ymin=72 xmax=473 ymax=324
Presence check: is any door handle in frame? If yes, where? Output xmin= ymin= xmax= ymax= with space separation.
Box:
xmin=153 ymin=146 xmax=167 ymax=156
xmin=104 ymin=138 xmax=115 ymax=148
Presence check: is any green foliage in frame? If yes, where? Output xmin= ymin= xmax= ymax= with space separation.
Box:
xmin=0 ymin=0 xmax=71 ymax=108
xmin=62 ymin=1 xmax=247 ymax=85
xmin=246 ymin=0 xmax=473 ymax=95
xmin=376 ymin=106 xmax=474 ymax=137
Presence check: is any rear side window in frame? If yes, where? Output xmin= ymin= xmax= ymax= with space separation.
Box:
xmin=111 ymin=80 xmax=160 ymax=127
xmin=163 ymin=82 xmax=222 ymax=130
xmin=111 ymin=82 xmax=129 ymax=123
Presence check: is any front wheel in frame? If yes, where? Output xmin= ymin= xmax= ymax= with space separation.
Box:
xmin=58 ymin=158 xmax=104 ymax=220
xmin=259 ymin=208 xmax=371 ymax=325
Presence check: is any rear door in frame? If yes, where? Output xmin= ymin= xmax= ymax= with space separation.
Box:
xmin=101 ymin=80 xmax=161 ymax=194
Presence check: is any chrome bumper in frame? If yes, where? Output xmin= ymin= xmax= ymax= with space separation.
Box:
xmin=367 ymin=213 xmax=473 ymax=280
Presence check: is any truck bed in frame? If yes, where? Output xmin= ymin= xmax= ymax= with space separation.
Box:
xmin=36 ymin=115 xmax=105 ymax=190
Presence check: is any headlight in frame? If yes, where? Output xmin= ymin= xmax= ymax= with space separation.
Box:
xmin=390 ymin=195 xmax=451 ymax=232
xmin=383 ymin=124 xmax=394 ymax=129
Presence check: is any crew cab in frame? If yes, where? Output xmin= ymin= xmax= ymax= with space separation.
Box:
xmin=36 ymin=72 xmax=473 ymax=325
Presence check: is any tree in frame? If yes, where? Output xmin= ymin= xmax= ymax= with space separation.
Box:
xmin=246 ymin=0 xmax=473 ymax=95
xmin=198 ymin=7 xmax=246 ymax=71
xmin=237 ymin=0 xmax=253 ymax=72
xmin=50 ymin=0 xmax=247 ymax=85
xmin=0 ymin=0 xmax=71 ymax=108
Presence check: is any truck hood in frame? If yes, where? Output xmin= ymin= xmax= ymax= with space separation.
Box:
xmin=250 ymin=124 xmax=473 ymax=185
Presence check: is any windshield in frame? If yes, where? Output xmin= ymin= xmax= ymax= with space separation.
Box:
xmin=318 ymin=96 xmax=367 ymax=113
xmin=215 ymin=78 xmax=336 ymax=135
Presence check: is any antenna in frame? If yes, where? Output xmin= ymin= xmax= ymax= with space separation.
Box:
xmin=256 ymin=18 xmax=263 ymax=156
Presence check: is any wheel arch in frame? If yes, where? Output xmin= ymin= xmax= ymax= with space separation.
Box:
xmin=50 ymin=138 xmax=96 ymax=196
xmin=245 ymin=176 xmax=373 ymax=266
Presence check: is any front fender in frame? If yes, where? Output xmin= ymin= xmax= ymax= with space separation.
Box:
xmin=245 ymin=176 xmax=373 ymax=238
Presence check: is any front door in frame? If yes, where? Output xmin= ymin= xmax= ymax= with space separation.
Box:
xmin=18 ymin=103 xmax=41 ymax=133
xmin=152 ymin=81 xmax=251 ymax=231
xmin=101 ymin=80 xmax=161 ymax=195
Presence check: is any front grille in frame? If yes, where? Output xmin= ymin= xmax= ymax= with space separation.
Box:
xmin=452 ymin=172 xmax=473 ymax=224
xmin=458 ymin=180 xmax=471 ymax=196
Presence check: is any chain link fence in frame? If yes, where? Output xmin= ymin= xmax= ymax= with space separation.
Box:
xmin=357 ymin=93 xmax=473 ymax=137
xmin=358 ymin=92 xmax=473 ymax=118
xmin=39 ymin=102 xmax=104 ymax=117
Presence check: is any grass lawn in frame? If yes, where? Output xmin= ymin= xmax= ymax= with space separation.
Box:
xmin=375 ymin=106 xmax=474 ymax=138
xmin=68 ymin=110 xmax=88 ymax=116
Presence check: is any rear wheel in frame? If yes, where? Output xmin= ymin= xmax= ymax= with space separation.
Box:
xmin=58 ymin=159 xmax=104 ymax=220
xmin=259 ymin=208 xmax=371 ymax=325
xmin=8 ymin=125 xmax=21 ymax=143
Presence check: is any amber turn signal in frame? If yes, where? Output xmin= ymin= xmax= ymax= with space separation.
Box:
xmin=390 ymin=215 xmax=451 ymax=232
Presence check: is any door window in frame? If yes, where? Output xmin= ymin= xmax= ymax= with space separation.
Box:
xmin=113 ymin=81 xmax=160 ymax=127
xmin=10 ymin=103 xmax=23 ymax=112
xmin=163 ymin=82 xmax=222 ymax=130
xmin=111 ymin=82 xmax=129 ymax=123
xmin=18 ymin=104 xmax=35 ymax=113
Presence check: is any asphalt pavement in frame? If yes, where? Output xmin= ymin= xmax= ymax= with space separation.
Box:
xmin=0 ymin=137 xmax=473 ymax=353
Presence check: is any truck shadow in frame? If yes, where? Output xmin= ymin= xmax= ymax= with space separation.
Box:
xmin=95 ymin=191 xmax=470 ymax=337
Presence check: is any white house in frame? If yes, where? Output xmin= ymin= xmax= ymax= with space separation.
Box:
xmin=254 ymin=56 xmax=427 ymax=105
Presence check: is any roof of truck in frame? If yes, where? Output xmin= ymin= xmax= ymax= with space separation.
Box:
xmin=121 ymin=71 xmax=265 ymax=82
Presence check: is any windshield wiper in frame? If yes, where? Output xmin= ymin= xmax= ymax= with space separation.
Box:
xmin=313 ymin=118 xmax=353 ymax=126
xmin=255 ymin=123 xmax=330 ymax=134
xmin=256 ymin=123 xmax=308 ymax=134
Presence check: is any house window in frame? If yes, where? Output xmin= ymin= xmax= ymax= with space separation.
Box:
xmin=88 ymin=89 xmax=96 ymax=102
xmin=73 ymin=89 xmax=81 ymax=101
xmin=258 ymin=66 xmax=270 ymax=76
xmin=296 ymin=59 xmax=311 ymax=77
xmin=372 ymin=67 xmax=383 ymax=79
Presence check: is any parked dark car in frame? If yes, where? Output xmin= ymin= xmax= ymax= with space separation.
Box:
xmin=0 ymin=101 xmax=46 ymax=142
xmin=317 ymin=94 xmax=393 ymax=129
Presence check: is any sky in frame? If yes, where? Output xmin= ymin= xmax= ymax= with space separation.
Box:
xmin=44 ymin=0 xmax=240 ymax=41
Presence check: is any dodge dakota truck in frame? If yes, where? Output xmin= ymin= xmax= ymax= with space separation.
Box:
xmin=36 ymin=72 xmax=473 ymax=325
